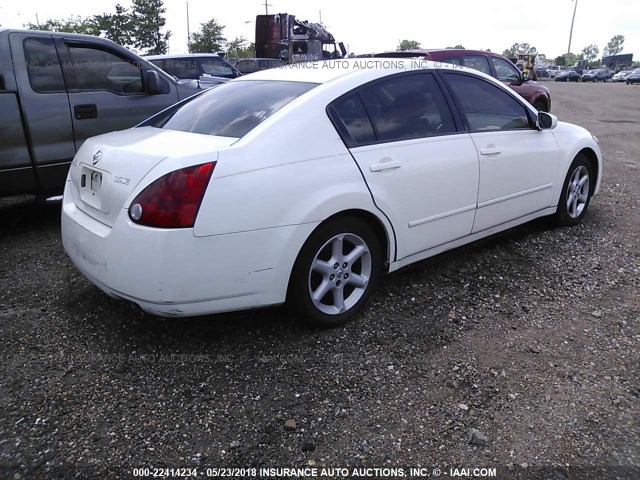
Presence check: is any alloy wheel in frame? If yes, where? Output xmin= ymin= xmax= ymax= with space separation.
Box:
xmin=307 ymin=233 xmax=372 ymax=315
xmin=566 ymin=166 xmax=590 ymax=219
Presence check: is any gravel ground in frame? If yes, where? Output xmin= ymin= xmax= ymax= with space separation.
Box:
xmin=0 ymin=82 xmax=639 ymax=480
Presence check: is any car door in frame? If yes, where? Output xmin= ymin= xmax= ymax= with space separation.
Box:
xmin=55 ymin=39 xmax=180 ymax=151
xmin=328 ymin=72 xmax=480 ymax=260
xmin=9 ymin=33 xmax=76 ymax=191
xmin=441 ymin=72 xmax=560 ymax=233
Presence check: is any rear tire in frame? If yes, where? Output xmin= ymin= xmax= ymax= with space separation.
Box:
xmin=552 ymin=154 xmax=594 ymax=227
xmin=288 ymin=217 xmax=382 ymax=327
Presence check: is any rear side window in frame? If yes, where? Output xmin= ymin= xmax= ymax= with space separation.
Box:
xmin=332 ymin=94 xmax=376 ymax=146
xmin=158 ymin=80 xmax=317 ymax=138
xmin=462 ymin=56 xmax=491 ymax=75
xmin=167 ymin=58 xmax=200 ymax=79
xmin=490 ymin=57 xmax=521 ymax=82
xmin=443 ymin=73 xmax=530 ymax=132
xmin=358 ymin=73 xmax=456 ymax=143
xmin=23 ymin=38 xmax=66 ymax=93
xmin=441 ymin=55 xmax=492 ymax=76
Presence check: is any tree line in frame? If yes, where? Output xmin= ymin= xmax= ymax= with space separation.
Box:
xmin=24 ymin=1 xmax=254 ymax=57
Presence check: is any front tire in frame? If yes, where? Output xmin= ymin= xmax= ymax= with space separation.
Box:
xmin=533 ymin=98 xmax=548 ymax=112
xmin=288 ymin=217 xmax=382 ymax=327
xmin=552 ymin=154 xmax=594 ymax=227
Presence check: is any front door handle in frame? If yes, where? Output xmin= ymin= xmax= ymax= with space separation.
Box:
xmin=480 ymin=147 xmax=501 ymax=156
xmin=370 ymin=160 xmax=401 ymax=172
xmin=74 ymin=104 xmax=98 ymax=120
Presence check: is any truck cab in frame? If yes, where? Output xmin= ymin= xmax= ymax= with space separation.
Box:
xmin=255 ymin=13 xmax=346 ymax=63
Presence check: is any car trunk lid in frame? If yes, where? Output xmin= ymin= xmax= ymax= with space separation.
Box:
xmin=68 ymin=126 xmax=237 ymax=227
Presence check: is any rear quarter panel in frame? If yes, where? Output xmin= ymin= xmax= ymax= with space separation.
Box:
xmin=192 ymin=107 xmax=383 ymax=237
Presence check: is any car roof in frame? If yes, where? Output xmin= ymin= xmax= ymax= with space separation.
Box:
xmin=144 ymin=53 xmax=223 ymax=60
xmin=234 ymin=58 xmax=489 ymax=84
xmin=372 ymin=48 xmax=505 ymax=57
xmin=236 ymin=58 xmax=285 ymax=62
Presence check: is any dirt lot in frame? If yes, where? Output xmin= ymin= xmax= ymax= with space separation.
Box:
xmin=0 ymin=82 xmax=639 ymax=480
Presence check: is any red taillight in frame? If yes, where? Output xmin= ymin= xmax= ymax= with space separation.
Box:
xmin=129 ymin=162 xmax=215 ymax=228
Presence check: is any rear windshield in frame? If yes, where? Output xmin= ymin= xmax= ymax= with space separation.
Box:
xmin=158 ymin=80 xmax=317 ymax=138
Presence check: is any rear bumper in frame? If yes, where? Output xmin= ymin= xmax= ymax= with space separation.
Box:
xmin=61 ymin=181 xmax=317 ymax=317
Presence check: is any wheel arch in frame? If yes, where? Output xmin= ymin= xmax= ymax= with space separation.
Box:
xmin=576 ymin=147 xmax=600 ymax=195
xmin=297 ymin=208 xmax=393 ymax=271
xmin=284 ymin=208 xmax=393 ymax=323
xmin=532 ymin=94 xmax=549 ymax=112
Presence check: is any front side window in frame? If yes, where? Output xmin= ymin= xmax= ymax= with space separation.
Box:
xmin=65 ymin=46 xmax=143 ymax=94
xmin=490 ymin=57 xmax=521 ymax=82
xmin=443 ymin=73 xmax=531 ymax=132
xmin=358 ymin=73 xmax=456 ymax=143
xmin=156 ymin=80 xmax=317 ymax=138
xmin=23 ymin=37 xmax=66 ymax=93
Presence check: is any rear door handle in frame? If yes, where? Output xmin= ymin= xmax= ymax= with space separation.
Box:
xmin=74 ymin=104 xmax=98 ymax=120
xmin=370 ymin=160 xmax=401 ymax=172
xmin=480 ymin=147 xmax=501 ymax=156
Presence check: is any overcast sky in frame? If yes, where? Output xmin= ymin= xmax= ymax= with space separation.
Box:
xmin=1 ymin=0 xmax=639 ymax=60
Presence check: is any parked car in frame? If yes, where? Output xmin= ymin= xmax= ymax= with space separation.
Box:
xmin=581 ymin=69 xmax=611 ymax=82
xmin=546 ymin=66 xmax=563 ymax=78
xmin=0 ymin=28 xmax=201 ymax=198
xmin=145 ymin=53 xmax=242 ymax=86
xmin=61 ymin=59 xmax=602 ymax=326
xmin=626 ymin=68 xmax=640 ymax=84
xmin=612 ymin=70 xmax=633 ymax=82
xmin=370 ymin=49 xmax=551 ymax=112
xmin=232 ymin=58 xmax=286 ymax=74
xmin=555 ymin=70 xmax=582 ymax=82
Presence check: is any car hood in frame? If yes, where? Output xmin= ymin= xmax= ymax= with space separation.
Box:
xmin=552 ymin=121 xmax=592 ymax=139
xmin=66 ymin=127 xmax=238 ymax=227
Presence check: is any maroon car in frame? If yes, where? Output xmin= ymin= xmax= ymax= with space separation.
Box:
xmin=370 ymin=49 xmax=551 ymax=112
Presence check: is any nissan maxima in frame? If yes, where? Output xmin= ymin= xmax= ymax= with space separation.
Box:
xmin=61 ymin=59 xmax=602 ymax=327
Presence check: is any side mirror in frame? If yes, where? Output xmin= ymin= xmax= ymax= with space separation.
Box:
xmin=143 ymin=69 xmax=170 ymax=95
xmin=537 ymin=111 xmax=558 ymax=130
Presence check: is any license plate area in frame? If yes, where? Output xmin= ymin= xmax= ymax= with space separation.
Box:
xmin=79 ymin=165 xmax=109 ymax=213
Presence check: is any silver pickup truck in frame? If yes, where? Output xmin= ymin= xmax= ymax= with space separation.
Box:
xmin=0 ymin=29 xmax=201 ymax=198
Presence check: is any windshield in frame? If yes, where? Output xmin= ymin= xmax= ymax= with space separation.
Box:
xmin=154 ymin=80 xmax=318 ymax=138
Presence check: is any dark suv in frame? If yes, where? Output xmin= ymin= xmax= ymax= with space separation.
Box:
xmin=581 ymin=69 xmax=611 ymax=82
xmin=371 ymin=49 xmax=551 ymax=112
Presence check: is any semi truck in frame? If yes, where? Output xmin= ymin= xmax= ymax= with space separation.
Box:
xmin=255 ymin=13 xmax=347 ymax=63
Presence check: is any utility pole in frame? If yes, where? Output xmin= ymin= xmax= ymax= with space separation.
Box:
xmin=567 ymin=0 xmax=578 ymax=55
xmin=186 ymin=1 xmax=190 ymax=52
xmin=263 ymin=0 xmax=271 ymax=15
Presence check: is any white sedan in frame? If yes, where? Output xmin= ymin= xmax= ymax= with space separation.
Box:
xmin=61 ymin=59 xmax=602 ymax=326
